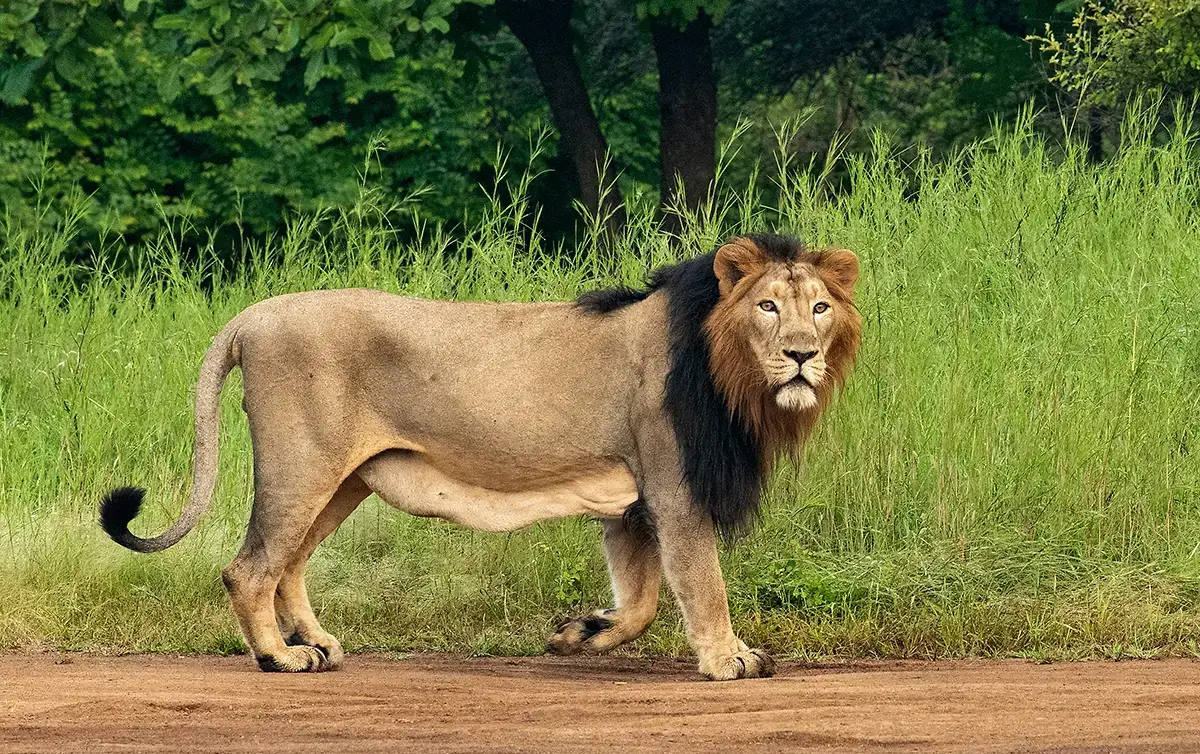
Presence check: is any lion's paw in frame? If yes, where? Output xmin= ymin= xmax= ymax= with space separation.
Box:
xmin=257 ymin=644 xmax=334 ymax=673
xmin=546 ymin=611 xmax=615 ymax=656
xmin=700 ymin=648 xmax=776 ymax=681
xmin=285 ymin=631 xmax=345 ymax=670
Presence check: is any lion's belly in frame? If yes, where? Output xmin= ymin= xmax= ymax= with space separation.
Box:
xmin=356 ymin=450 xmax=639 ymax=532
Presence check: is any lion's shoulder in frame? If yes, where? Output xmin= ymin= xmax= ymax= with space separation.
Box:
xmin=575 ymin=252 xmax=766 ymax=537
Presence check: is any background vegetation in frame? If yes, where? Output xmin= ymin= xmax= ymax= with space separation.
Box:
xmin=0 ymin=0 xmax=1130 ymax=248
xmin=2 ymin=0 xmax=1200 ymax=659
xmin=2 ymin=104 xmax=1198 ymax=658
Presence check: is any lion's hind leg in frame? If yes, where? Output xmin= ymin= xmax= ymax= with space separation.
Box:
xmin=547 ymin=508 xmax=661 ymax=656
xmin=273 ymin=473 xmax=371 ymax=670
xmin=222 ymin=464 xmax=351 ymax=673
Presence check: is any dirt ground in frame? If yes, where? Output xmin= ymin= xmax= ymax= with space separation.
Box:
xmin=1 ymin=653 xmax=1198 ymax=753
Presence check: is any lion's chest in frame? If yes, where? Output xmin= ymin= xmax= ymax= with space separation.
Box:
xmin=356 ymin=450 xmax=640 ymax=532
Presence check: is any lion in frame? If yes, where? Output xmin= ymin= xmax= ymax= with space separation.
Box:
xmin=100 ymin=233 xmax=861 ymax=680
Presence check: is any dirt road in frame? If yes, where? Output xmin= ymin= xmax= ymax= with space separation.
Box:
xmin=1 ymin=653 xmax=1198 ymax=753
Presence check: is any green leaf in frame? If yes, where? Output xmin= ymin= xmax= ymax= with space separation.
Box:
xmin=304 ymin=23 xmax=337 ymax=54
xmin=425 ymin=17 xmax=450 ymax=34
xmin=21 ymin=32 xmax=47 ymax=58
xmin=203 ymin=62 xmax=236 ymax=95
xmin=368 ymin=38 xmax=394 ymax=60
xmin=123 ymin=0 xmax=141 ymax=11
xmin=245 ymin=35 xmax=268 ymax=58
xmin=54 ymin=50 xmax=90 ymax=88
xmin=405 ymin=16 xmax=421 ymax=33
xmin=329 ymin=26 xmax=357 ymax=48
xmin=0 ymin=58 xmax=41 ymax=104
xmin=303 ymin=50 xmax=326 ymax=90
xmin=211 ymin=3 xmax=231 ymax=29
xmin=185 ymin=46 xmax=215 ymax=68
xmin=278 ymin=20 xmax=300 ymax=52
xmin=153 ymin=15 xmax=195 ymax=32
xmin=157 ymin=64 xmax=184 ymax=101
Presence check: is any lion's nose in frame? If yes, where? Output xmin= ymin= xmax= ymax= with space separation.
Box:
xmin=785 ymin=350 xmax=818 ymax=367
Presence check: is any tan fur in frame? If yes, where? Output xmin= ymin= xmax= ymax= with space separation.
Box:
xmin=130 ymin=238 xmax=860 ymax=680
xmin=358 ymin=450 xmax=637 ymax=531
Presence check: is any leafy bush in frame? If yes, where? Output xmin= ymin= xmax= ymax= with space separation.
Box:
xmin=0 ymin=0 xmax=502 ymax=245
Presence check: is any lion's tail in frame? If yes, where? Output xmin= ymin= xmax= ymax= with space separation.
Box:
xmin=100 ymin=320 xmax=241 ymax=553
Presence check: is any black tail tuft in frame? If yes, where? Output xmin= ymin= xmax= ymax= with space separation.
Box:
xmin=100 ymin=486 xmax=146 ymax=544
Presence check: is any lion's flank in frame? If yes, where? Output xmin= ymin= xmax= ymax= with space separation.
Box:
xmin=576 ymin=234 xmax=828 ymax=536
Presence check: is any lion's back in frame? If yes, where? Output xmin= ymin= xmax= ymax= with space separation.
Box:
xmin=227 ymin=287 xmax=660 ymax=430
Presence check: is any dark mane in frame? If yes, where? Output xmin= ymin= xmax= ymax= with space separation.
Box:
xmin=575 ymin=234 xmax=808 ymax=536
xmin=657 ymin=252 xmax=764 ymax=536
xmin=737 ymin=232 xmax=806 ymax=265
xmin=574 ymin=286 xmax=652 ymax=314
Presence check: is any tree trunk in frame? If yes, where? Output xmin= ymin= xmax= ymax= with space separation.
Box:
xmin=651 ymin=11 xmax=717 ymax=226
xmin=1086 ymin=105 xmax=1104 ymax=163
xmin=496 ymin=0 xmax=624 ymax=229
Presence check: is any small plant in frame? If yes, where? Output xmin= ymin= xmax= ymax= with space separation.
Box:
xmin=554 ymin=560 xmax=588 ymax=610
xmin=739 ymin=553 xmax=866 ymax=614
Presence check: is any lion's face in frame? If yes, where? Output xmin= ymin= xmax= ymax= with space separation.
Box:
xmin=705 ymin=237 xmax=861 ymax=430
xmin=738 ymin=265 xmax=839 ymax=411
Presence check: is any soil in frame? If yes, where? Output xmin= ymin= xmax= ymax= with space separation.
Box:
xmin=1 ymin=652 xmax=1198 ymax=753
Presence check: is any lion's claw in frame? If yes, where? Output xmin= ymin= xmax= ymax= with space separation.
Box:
xmin=701 ymin=648 xmax=776 ymax=680
xmin=257 ymin=641 xmax=341 ymax=672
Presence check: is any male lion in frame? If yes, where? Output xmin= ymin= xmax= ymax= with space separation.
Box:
xmin=101 ymin=233 xmax=861 ymax=680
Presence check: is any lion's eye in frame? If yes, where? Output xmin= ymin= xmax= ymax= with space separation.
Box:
xmin=813 ymin=302 xmax=830 ymax=315
xmin=758 ymin=301 xmax=777 ymax=313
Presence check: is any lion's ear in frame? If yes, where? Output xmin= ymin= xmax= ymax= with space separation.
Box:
xmin=713 ymin=238 xmax=766 ymax=297
xmin=817 ymin=249 xmax=859 ymax=297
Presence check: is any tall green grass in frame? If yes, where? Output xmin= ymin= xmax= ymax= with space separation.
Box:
xmin=2 ymin=108 xmax=1199 ymax=659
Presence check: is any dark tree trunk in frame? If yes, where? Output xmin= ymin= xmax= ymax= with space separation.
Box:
xmin=496 ymin=0 xmax=624 ymax=229
xmin=651 ymin=12 xmax=717 ymax=226
xmin=1087 ymin=106 xmax=1105 ymax=163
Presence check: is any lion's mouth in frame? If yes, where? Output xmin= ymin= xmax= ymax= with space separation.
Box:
xmin=776 ymin=374 xmax=812 ymax=393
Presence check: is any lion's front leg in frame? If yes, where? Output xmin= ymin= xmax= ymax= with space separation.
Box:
xmin=648 ymin=484 xmax=775 ymax=681
xmin=547 ymin=511 xmax=661 ymax=655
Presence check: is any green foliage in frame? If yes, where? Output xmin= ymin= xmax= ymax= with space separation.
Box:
xmin=0 ymin=0 xmax=499 ymax=243
xmin=0 ymin=0 xmax=1174 ymax=256
xmin=554 ymin=558 xmax=589 ymax=608
xmin=1033 ymin=0 xmax=1200 ymax=106
xmin=575 ymin=0 xmax=660 ymax=189
xmin=147 ymin=0 xmax=484 ymax=101
xmin=3 ymin=108 xmax=1200 ymax=657
xmin=737 ymin=553 xmax=866 ymax=614
xmin=633 ymin=0 xmax=728 ymax=23
xmin=715 ymin=0 xmax=948 ymax=99
xmin=714 ymin=0 xmax=1074 ymax=196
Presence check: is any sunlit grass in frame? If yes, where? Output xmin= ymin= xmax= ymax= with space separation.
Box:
xmin=2 ymin=105 xmax=1199 ymax=659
